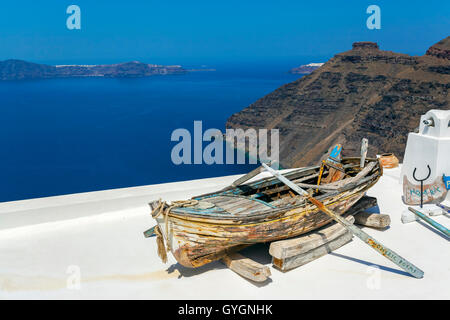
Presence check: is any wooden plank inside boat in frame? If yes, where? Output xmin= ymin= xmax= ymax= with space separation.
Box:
xmin=173 ymin=195 xmax=276 ymax=216
xmin=208 ymin=196 xmax=273 ymax=215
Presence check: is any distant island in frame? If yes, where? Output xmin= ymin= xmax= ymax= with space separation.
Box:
xmin=289 ymin=63 xmax=324 ymax=74
xmin=0 ymin=59 xmax=206 ymax=81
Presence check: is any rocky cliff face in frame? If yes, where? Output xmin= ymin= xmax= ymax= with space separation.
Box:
xmin=227 ymin=37 xmax=450 ymax=167
xmin=426 ymin=37 xmax=450 ymax=60
xmin=0 ymin=60 xmax=187 ymax=80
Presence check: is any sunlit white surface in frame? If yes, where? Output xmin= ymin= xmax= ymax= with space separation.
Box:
xmin=0 ymin=165 xmax=448 ymax=299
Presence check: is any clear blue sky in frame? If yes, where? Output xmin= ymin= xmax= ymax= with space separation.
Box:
xmin=0 ymin=0 xmax=448 ymax=65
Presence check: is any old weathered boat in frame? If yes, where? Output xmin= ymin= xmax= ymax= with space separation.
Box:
xmin=147 ymin=157 xmax=382 ymax=268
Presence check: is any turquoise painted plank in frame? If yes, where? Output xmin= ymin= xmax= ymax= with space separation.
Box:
xmin=408 ymin=207 xmax=450 ymax=237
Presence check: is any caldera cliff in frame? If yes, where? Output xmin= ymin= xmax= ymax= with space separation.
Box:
xmin=227 ymin=37 xmax=450 ymax=167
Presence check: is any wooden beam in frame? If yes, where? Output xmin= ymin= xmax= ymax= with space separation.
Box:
xmin=272 ymin=231 xmax=353 ymax=271
xmin=269 ymin=215 xmax=355 ymax=260
xmin=221 ymin=253 xmax=271 ymax=282
xmin=354 ymin=212 xmax=391 ymax=229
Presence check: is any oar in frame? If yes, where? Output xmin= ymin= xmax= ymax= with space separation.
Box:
xmin=408 ymin=207 xmax=450 ymax=237
xmin=219 ymin=161 xmax=273 ymax=192
xmin=261 ymin=162 xmax=424 ymax=279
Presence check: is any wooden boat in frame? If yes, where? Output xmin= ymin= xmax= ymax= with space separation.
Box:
xmin=148 ymin=157 xmax=382 ymax=268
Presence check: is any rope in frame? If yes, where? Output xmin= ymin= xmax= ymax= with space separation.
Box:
xmin=151 ymin=199 xmax=199 ymax=263
xmin=154 ymin=225 xmax=167 ymax=263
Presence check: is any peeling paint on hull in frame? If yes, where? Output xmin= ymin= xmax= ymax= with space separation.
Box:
xmin=151 ymin=158 xmax=382 ymax=268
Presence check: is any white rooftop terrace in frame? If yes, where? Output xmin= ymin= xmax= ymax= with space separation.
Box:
xmin=0 ymin=165 xmax=448 ymax=299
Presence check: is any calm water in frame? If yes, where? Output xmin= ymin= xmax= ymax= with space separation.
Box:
xmin=0 ymin=63 xmax=301 ymax=202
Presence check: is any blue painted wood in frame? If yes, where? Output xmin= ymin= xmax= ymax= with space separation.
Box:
xmin=249 ymin=193 xmax=265 ymax=199
xmin=143 ymin=226 xmax=156 ymax=238
xmin=176 ymin=193 xmax=276 ymax=216
xmin=443 ymin=174 xmax=450 ymax=190
xmin=328 ymin=144 xmax=342 ymax=163
xmin=408 ymin=207 xmax=450 ymax=237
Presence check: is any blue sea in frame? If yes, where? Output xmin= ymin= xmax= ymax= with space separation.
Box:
xmin=0 ymin=63 xmax=301 ymax=202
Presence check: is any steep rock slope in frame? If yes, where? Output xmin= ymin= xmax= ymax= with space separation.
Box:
xmin=227 ymin=37 xmax=450 ymax=167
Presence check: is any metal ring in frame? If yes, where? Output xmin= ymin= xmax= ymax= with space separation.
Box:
xmin=412 ymin=165 xmax=431 ymax=182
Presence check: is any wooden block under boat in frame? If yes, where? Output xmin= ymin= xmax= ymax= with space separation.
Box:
xmin=221 ymin=253 xmax=271 ymax=283
xmin=354 ymin=212 xmax=391 ymax=229
xmin=272 ymin=231 xmax=353 ymax=271
xmin=269 ymin=215 xmax=355 ymax=260
xmin=343 ymin=195 xmax=390 ymax=229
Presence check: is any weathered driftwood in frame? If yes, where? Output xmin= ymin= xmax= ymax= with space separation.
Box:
xmin=321 ymin=167 xmax=345 ymax=184
xmin=269 ymin=215 xmax=355 ymax=259
xmin=149 ymin=158 xmax=382 ymax=268
xmin=272 ymin=232 xmax=353 ymax=271
xmin=221 ymin=253 xmax=271 ymax=282
xmin=354 ymin=212 xmax=391 ymax=229
xmin=332 ymin=162 xmax=377 ymax=189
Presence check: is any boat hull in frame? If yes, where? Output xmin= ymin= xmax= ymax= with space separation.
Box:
xmin=155 ymin=176 xmax=374 ymax=267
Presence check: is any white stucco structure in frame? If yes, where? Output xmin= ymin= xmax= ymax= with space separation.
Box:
xmin=401 ymin=110 xmax=450 ymax=201
xmin=0 ymin=166 xmax=448 ymax=299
